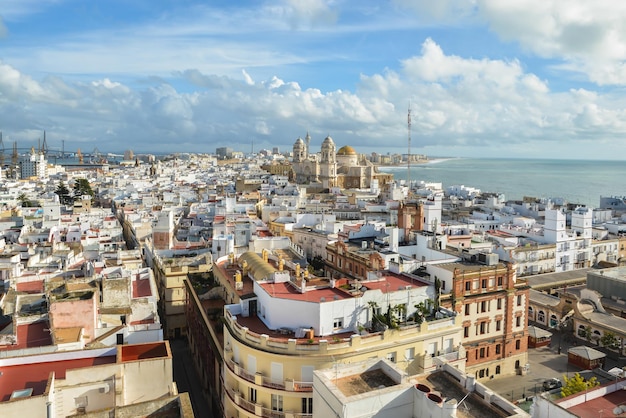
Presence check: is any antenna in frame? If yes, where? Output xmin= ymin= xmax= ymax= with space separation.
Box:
xmin=407 ymin=103 xmax=411 ymax=196
xmin=0 ymin=132 xmax=4 ymax=167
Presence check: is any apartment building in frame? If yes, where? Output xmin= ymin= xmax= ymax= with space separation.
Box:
xmin=143 ymin=241 xmax=212 ymax=339
xmin=0 ymin=341 xmax=191 ymax=417
xmin=188 ymin=249 xmax=465 ymax=418
xmin=428 ymin=258 xmax=530 ymax=378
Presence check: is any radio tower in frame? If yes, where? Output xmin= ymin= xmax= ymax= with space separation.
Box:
xmin=407 ymin=103 xmax=411 ymax=196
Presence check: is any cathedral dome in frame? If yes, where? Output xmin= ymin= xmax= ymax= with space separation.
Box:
xmin=294 ymin=137 xmax=304 ymax=146
xmin=337 ymin=145 xmax=357 ymax=156
xmin=321 ymin=135 xmax=335 ymax=149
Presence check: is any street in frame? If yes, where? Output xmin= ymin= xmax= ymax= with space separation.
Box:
xmin=169 ymin=338 xmax=212 ymax=417
xmin=484 ymin=331 xmax=623 ymax=404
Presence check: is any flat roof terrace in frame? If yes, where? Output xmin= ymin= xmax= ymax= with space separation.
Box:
xmin=335 ymin=368 xmax=398 ymax=397
xmin=0 ymin=354 xmax=116 ymax=402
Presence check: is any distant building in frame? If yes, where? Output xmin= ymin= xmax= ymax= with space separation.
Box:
xmin=216 ymin=147 xmax=233 ymax=159
xmin=292 ymin=133 xmax=393 ymax=190
xmin=19 ymin=149 xmax=47 ymax=180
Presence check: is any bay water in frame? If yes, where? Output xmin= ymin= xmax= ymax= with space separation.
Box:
xmin=379 ymin=158 xmax=626 ymax=209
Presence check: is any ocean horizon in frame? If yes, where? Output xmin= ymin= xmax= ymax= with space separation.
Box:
xmin=378 ymin=157 xmax=626 ymax=209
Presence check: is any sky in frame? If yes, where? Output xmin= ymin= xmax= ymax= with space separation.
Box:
xmin=2 ymin=0 xmax=626 ymax=159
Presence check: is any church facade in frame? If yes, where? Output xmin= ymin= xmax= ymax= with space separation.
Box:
xmin=292 ymin=133 xmax=393 ymax=190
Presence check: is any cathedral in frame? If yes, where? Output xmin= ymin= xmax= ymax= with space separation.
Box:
xmin=292 ymin=133 xmax=393 ymax=190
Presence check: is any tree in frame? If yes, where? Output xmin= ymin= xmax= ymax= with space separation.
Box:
xmin=16 ymin=193 xmax=38 ymax=207
xmin=600 ymin=331 xmax=620 ymax=350
xmin=55 ymin=181 xmax=73 ymax=204
xmin=434 ymin=277 xmax=441 ymax=311
xmin=583 ymin=325 xmax=592 ymax=342
xmin=561 ymin=373 xmax=599 ymax=397
xmin=73 ymin=178 xmax=94 ymax=199
xmin=17 ymin=193 xmax=29 ymax=207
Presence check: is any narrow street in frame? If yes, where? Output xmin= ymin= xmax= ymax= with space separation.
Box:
xmin=170 ymin=338 xmax=212 ymax=417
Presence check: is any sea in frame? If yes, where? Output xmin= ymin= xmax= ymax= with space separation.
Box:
xmin=378 ymin=158 xmax=626 ymax=209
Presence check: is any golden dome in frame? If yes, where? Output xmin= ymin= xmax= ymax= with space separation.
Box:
xmin=337 ymin=145 xmax=357 ymax=156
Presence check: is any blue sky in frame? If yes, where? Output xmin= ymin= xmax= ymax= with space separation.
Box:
xmin=2 ymin=0 xmax=626 ymax=159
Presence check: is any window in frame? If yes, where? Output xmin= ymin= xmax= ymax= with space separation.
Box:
xmin=495 ymin=344 xmax=501 ymax=355
xmin=481 ymin=279 xmax=487 ymax=289
xmin=465 ymin=281 xmax=471 ymax=291
xmin=271 ymin=394 xmax=283 ymax=412
xmin=497 ymin=298 xmax=502 ymax=309
xmin=333 ymin=318 xmax=343 ymax=328
xmin=517 ymin=295 xmax=522 ymax=306
xmin=464 ymin=326 xmax=469 ymax=338
xmin=515 ymin=340 xmax=521 ymax=350
xmin=465 ymin=304 xmax=471 ymax=315
xmin=479 ymin=347 xmax=485 ymax=358
xmin=302 ymin=398 xmax=313 ymax=414
xmin=397 ymin=304 xmax=406 ymax=322
xmin=496 ymin=320 xmax=501 ymax=331
xmin=481 ymin=301 xmax=487 ymax=313
xmin=537 ymin=310 xmax=545 ymax=323
xmin=250 ymin=388 xmax=257 ymax=403
xmin=516 ymin=316 xmax=521 ymax=327
xmin=405 ymin=347 xmax=415 ymax=360
xmin=497 ymin=276 xmax=503 ymax=286
xmin=479 ymin=322 xmax=486 ymax=334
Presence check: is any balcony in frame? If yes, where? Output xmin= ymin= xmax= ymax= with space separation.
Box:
xmin=225 ymin=385 xmax=312 ymax=418
xmin=225 ymin=356 xmax=313 ymax=392
xmin=223 ymin=307 xmax=460 ymax=356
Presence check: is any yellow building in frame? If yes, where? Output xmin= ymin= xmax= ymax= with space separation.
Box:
xmin=144 ymin=240 xmax=212 ymax=339
xmin=188 ymin=250 xmax=465 ymax=418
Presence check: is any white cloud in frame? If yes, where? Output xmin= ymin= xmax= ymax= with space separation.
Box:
xmin=478 ymin=0 xmax=626 ymax=85
xmin=4 ymin=24 xmax=626 ymax=159
xmin=278 ymin=0 xmax=338 ymax=29
xmin=394 ymin=0 xmax=626 ymax=86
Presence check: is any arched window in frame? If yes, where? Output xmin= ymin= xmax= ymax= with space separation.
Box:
xmin=528 ymin=306 xmax=534 ymax=321
xmin=549 ymin=314 xmax=558 ymax=328
xmin=537 ymin=310 xmax=545 ymax=323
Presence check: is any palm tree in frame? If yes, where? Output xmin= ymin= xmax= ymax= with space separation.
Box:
xmin=17 ymin=193 xmax=30 ymax=207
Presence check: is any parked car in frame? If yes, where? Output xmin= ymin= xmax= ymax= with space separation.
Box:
xmin=543 ymin=378 xmax=562 ymax=391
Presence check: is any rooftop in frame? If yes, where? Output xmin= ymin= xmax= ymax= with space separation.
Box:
xmin=335 ymin=368 xmax=398 ymax=396
xmin=560 ymin=380 xmax=626 ymax=418
xmin=0 ymin=353 xmax=116 ymax=402
xmin=120 ymin=341 xmax=170 ymax=362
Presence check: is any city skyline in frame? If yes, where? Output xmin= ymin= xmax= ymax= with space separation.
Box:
xmin=2 ymin=1 xmax=626 ymax=159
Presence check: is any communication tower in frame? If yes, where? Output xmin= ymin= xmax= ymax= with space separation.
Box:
xmin=407 ymin=103 xmax=411 ymax=195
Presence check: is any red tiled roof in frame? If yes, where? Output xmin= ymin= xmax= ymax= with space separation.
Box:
xmin=120 ymin=342 xmax=169 ymax=362
xmin=0 ymin=356 xmax=116 ymax=402
xmin=0 ymin=321 xmax=53 ymax=350
xmin=259 ymin=281 xmax=352 ymax=302
xmin=564 ymin=382 xmax=626 ymax=418
xmin=16 ymin=280 xmax=44 ymax=293
xmin=132 ymin=276 xmax=152 ymax=298
xmin=361 ymin=272 xmax=428 ymax=293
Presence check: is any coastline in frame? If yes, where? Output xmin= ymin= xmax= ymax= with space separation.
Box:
xmin=376 ymin=157 xmax=458 ymax=169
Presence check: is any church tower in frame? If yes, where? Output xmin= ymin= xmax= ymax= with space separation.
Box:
xmin=305 ymin=131 xmax=311 ymax=159
xmin=319 ymin=135 xmax=337 ymax=189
